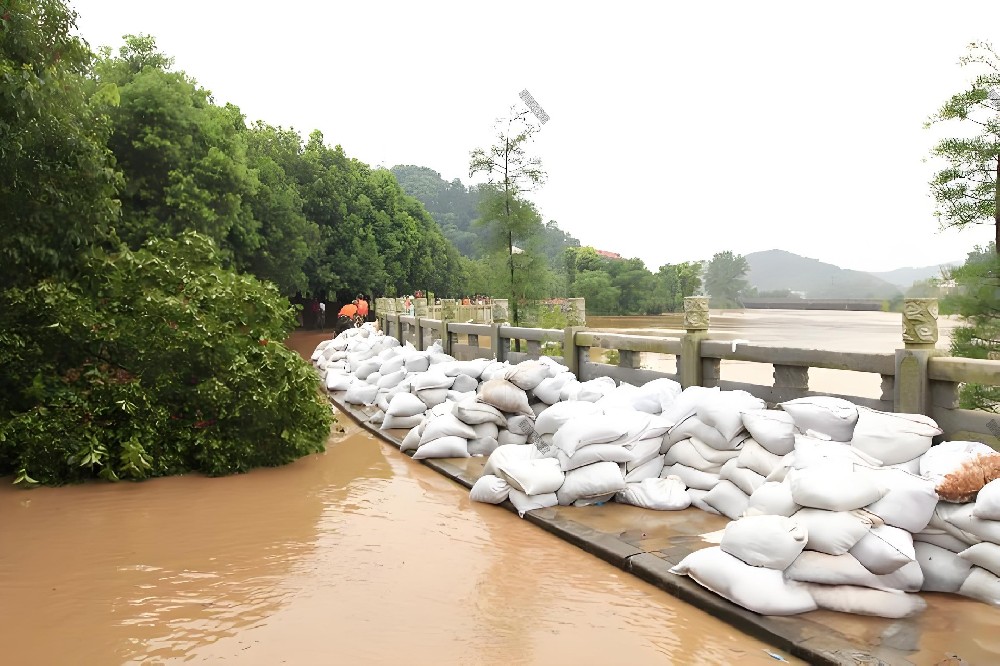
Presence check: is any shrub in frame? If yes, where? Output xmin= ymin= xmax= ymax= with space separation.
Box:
xmin=0 ymin=233 xmax=333 ymax=485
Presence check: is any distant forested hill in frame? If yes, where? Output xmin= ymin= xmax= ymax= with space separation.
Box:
xmin=746 ymin=249 xmax=902 ymax=299
xmin=390 ymin=164 xmax=580 ymax=263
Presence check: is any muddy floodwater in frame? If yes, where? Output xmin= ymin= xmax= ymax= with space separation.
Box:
xmin=0 ymin=330 xmax=797 ymax=665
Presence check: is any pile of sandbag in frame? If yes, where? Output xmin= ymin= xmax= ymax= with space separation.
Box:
xmin=311 ymin=329 xmax=1000 ymax=616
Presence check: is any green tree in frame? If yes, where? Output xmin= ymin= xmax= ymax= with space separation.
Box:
xmin=571 ymin=270 xmax=620 ymax=315
xmin=654 ymin=262 xmax=703 ymax=312
xmin=926 ymin=41 xmax=1000 ymax=253
xmin=0 ymin=0 xmax=121 ymax=289
xmin=469 ymin=107 xmax=547 ymax=326
xmin=704 ymin=251 xmax=750 ymax=308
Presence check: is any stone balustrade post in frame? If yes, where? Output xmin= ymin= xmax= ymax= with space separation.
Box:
xmin=563 ymin=326 xmax=585 ymax=377
xmin=679 ymin=297 xmax=712 ymax=389
xmin=894 ymin=298 xmax=942 ymax=415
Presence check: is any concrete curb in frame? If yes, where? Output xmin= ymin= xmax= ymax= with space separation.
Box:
xmin=333 ymin=397 xmax=901 ymax=666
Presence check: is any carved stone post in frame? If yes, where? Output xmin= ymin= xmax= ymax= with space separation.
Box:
xmin=895 ymin=298 xmax=941 ymax=415
xmin=567 ymin=297 xmax=587 ymax=326
xmin=492 ymin=299 xmax=509 ymax=324
xmin=680 ymin=297 xmax=711 ymax=389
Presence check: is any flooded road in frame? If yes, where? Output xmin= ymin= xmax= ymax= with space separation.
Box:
xmin=0 ymin=331 xmax=796 ymax=665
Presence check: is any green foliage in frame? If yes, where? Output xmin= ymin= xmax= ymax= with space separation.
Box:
xmin=0 ymin=233 xmax=333 ymax=485
xmin=604 ymin=349 xmax=621 ymax=365
xmin=926 ymin=41 xmax=1000 ymax=250
xmin=0 ymin=0 xmax=121 ymax=289
xmin=943 ymin=244 xmax=1000 ymax=412
xmin=705 ymin=251 xmax=750 ymax=308
xmin=572 ymin=270 xmax=621 ymax=314
xmin=653 ymin=262 xmax=704 ymax=312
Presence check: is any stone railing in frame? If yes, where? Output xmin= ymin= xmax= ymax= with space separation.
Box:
xmin=377 ymin=297 xmax=1000 ymax=447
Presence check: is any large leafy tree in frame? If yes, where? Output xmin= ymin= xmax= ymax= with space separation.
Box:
xmin=926 ymin=41 xmax=1000 ymax=252
xmin=654 ymin=261 xmax=703 ymax=312
xmin=704 ymin=251 xmax=750 ymax=308
xmin=0 ymin=0 xmax=121 ymax=289
xmin=469 ymin=107 xmax=547 ymax=325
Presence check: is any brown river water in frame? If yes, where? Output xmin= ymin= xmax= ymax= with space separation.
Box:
xmin=0 ymin=329 xmax=797 ymax=666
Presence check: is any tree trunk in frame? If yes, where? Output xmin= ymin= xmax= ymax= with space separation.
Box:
xmin=995 ymin=153 xmax=999 ymax=253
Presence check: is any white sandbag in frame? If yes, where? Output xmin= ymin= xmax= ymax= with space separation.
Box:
xmin=400 ymin=425 xmax=422 ymax=453
xmin=959 ymin=542 xmax=1000 ymax=577
xmin=467 ymin=437 xmax=499 ymax=457
xmin=556 ymin=461 xmax=628 ymax=506
xmin=412 ymin=372 xmax=454 ymax=391
xmin=689 ymin=436 xmax=744 ymax=465
xmin=664 ymin=414 xmax=730 ymax=450
xmin=453 ymin=398 xmax=508 ymax=427
xmin=661 ymin=386 xmax=720 ymax=424
xmin=367 ymin=409 xmax=385 ymax=425
xmin=944 ymin=504 xmax=1000 ymax=545
xmin=736 ymin=439 xmax=785 ymax=477
xmin=662 ymin=438 xmax=727 ymax=473
xmin=504 ymin=360 xmax=549 ymax=391
xmin=857 ymin=466 xmax=939 ymax=533
xmin=477 ymin=378 xmax=533 ymax=417
xmin=624 ymin=455 xmax=665 ymax=483
xmin=558 ymin=379 xmax=582 ymax=402
xmin=913 ymin=530 xmax=971 ymax=553
xmin=801 ymin=584 xmax=926 ymax=619
xmin=505 ymin=414 xmax=534 ymax=436
xmin=575 ymin=376 xmax=617 ymax=402
xmin=533 ymin=373 xmax=576 ymax=404
xmin=379 ymin=354 xmax=406 ymax=375
xmin=443 ymin=358 xmax=491 ymax=379
xmin=497 ymin=430 xmax=529 ymax=446
xmin=538 ymin=355 xmax=569 ymax=377
xmin=687 ymin=488 xmax=721 ymax=515
xmin=447 ymin=390 xmax=476 ymax=405
xmin=556 ymin=444 xmax=634 ymax=471
xmin=696 ymin=390 xmax=765 ymax=441
xmin=534 ymin=400 xmax=602 ymax=435
xmin=780 ymin=396 xmax=859 ymax=442
xmin=670 ymin=547 xmax=817 ymax=616
xmin=975 ymin=479 xmax=1000 ymax=521
xmin=552 ymin=414 xmax=630 ymax=456
xmin=482 ymin=444 xmax=536 ymax=478
xmin=916 ymin=542 xmax=974 ymax=593
xmin=791 ymin=508 xmax=874 ymax=555
xmin=470 ymin=474 xmax=511 ymax=504
xmin=788 ymin=466 xmax=886 ymax=512
xmin=498 ymin=457 xmax=565 ymax=495
xmin=702 ymin=480 xmax=750 ymax=521
xmin=849 ymin=524 xmax=916 ymax=575
xmin=414 ymin=387 xmax=449 ymax=409
xmin=344 ymin=383 xmax=379 ymax=405
xmin=721 ymin=515 xmax=808 ymax=570
xmin=635 ymin=377 xmax=683 ymax=413
xmin=625 ymin=438 xmax=664 ymax=472
xmin=365 ymin=371 xmax=383 ymax=386
xmin=595 ymin=383 xmax=641 ymax=412
xmin=427 ymin=401 xmax=456 ymax=419
xmin=959 ymin=566 xmax=1000 ymax=606
xmin=419 ymin=414 xmax=477 ymax=445
xmin=850 ymin=407 xmax=941 ymax=466
xmin=927 ymin=501 xmax=983 ymax=547
xmin=887 ymin=457 xmax=922 ymax=474
xmin=448 ymin=373 xmax=478 ymax=394
xmin=470 ymin=422 xmax=499 ymax=440
xmin=789 ymin=434 xmax=882 ymax=469
xmin=741 ymin=409 xmax=796 ymax=456
xmin=404 ymin=353 xmax=430 ymax=373
xmin=326 ymin=372 xmax=354 ymax=391
xmin=507 ymin=490 xmax=558 ymax=518
xmin=720 ymin=461 xmax=765 ymax=497
xmin=920 ymin=440 xmax=999 ymax=487
xmin=616 ymin=476 xmax=691 ymax=511
xmin=662 ymin=464 xmax=721 ymax=491
xmin=385 ymin=392 xmax=426 ymax=418
xmin=784 ymin=551 xmax=924 ymax=592
xmin=745 ymin=482 xmax=799 ymax=518
xmin=354 ymin=359 xmax=382 ymax=380
xmin=412 ymin=436 xmax=470 ymax=459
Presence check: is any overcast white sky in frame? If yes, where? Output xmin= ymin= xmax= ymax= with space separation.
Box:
xmin=69 ymin=0 xmax=999 ymax=273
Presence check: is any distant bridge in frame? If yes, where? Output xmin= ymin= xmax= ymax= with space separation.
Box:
xmin=741 ymin=298 xmax=885 ymax=311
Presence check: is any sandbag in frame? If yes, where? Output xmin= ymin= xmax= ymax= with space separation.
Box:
xmin=785 ymin=551 xmax=924 ymax=592
xmin=745 ymin=481 xmax=800 ymax=518
xmin=415 ymin=387 xmax=449 ymax=409
xmin=850 ymin=407 xmax=941 ymax=466
xmin=400 ymin=425 xmax=422 ymax=453
xmin=451 ymin=373 xmax=480 ymax=394
xmin=702 ymin=480 xmax=750 ymax=521
xmin=696 ymin=390 xmax=764 ymax=441
xmin=556 ymin=461 xmax=627 ymax=506
xmin=556 ymin=443 xmax=634 ymax=472
xmin=534 ymin=400 xmax=603 ymax=435
xmin=367 ymin=409 xmax=385 ymax=425
xmin=419 ymin=414 xmax=477 ymax=445
xmin=788 ymin=466 xmax=886 ymax=512
xmin=470 ymin=474 xmax=511 ymax=504
xmin=916 ymin=542 xmax=974 ymax=593
xmin=937 ymin=453 xmax=1000 ymax=504
xmin=552 ymin=414 xmax=630 ymax=457
xmin=927 ymin=501 xmax=983 ymax=547
xmin=849 ymin=524 xmax=916 ymax=575
xmin=379 ymin=354 xmax=406 ymax=375
xmin=662 ymin=463 xmax=721 ymax=491
xmin=958 ymin=566 xmax=1000 ymax=606
xmin=660 ymin=386 xmax=720 ymax=424
xmin=635 ymin=377 xmax=683 ymax=413
xmin=453 ymin=398 xmax=508 ymax=427
xmin=720 ymin=461 xmax=765 ymax=497
xmin=913 ymin=530 xmax=971 ymax=553
xmin=687 ymin=488 xmax=721 ymax=515
xmin=663 ymin=438 xmax=730 ymax=472
xmin=780 ymin=396 xmax=859 ymax=441
xmin=920 ymin=440 xmax=998 ymax=487
xmin=944 ymin=504 xmax=1000 ymax=545
xmin=504 ymin=360 xmax=549 ymax=391
xmin=670 ymin=547 xmax=817 ymax=616
xmin=404 ymin=353 xmax=430 ymax=373
xmin=625 ymin=438 xmax=664 ymax=472
xmin=412 ymin=436 xmax=470 ymax=459
xmin=623 ymin=455 xmax=665 ymax=483
xmin=663 ymin=414 xmax=730 ymax=450
xmin=616 ymin=476 xmax=691 ymax=511
xmin=354 ymin=359 xmax=382 ymax=380
xmin=959 ymin=542 xmax=1000 ymax=577
xmin=326 ymin=372 xmax=355 ymax=392
xmin=575 ymin=376 xmax=617 ymax=402
xmin=364 ymin=371 xmax=382 ymax=386
xmin=412 ymin=372 xmax=454 ymax=391
xmin=386 ymin=392 xmax=427 ymax=418
xmin=467 ymin=437 xmax=499 ymax=457
xmin=507 ymin=490 xmax=558 ymax=518
xmin=791 ymin=508 xmax=873 ymax=555
xmin=344 ymin=383 xmax=379 ymax=405
xmin=789 ymin=434 xmax=882 ymax=469
xmin=741 ymin=409 xmax=796 ymax=456
xmin=533 ymin=373 xmax=576 ymax=404
xmin=801 ymin=584 xmax=926 ymax=619
xmin=721 ymin=515 xmax=808 ymax=570
xmin=497 ymin=428 xmax=528 ymax=446
xmin=857 ymin=466 xmax=939 ymax=533
xmin=448 ymin=388 xmax=476 ymax=404
xmin=478 ymin=378 xmax=534 ymax=417
xmin=498 ymin=457 xmax=565 ymax=495
xmin=572 ymin=492 xmax=617 ymax=507
xmin=975 ymin=478 xmax=1000 ymax=521
xmin=736 ymin=438 xmax=784 ymax=477
xmin=482 ymin=444 xmax=536 ymax=478
xmin=471 ymin=422 xmax=500 ymax=440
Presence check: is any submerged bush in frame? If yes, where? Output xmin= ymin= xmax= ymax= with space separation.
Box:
xmin=0 ymin=232 xmax=333 ymax=485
